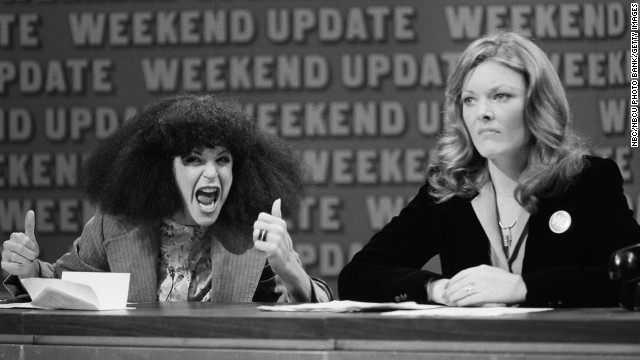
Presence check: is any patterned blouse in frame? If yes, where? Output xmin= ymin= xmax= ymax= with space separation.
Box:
xmin=157 ymin=219 xmax=305 ymax=302
xmin=157 ymin=220 xmax=213 ymax=302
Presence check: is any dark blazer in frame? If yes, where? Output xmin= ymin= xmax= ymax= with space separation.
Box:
xmin=339 ymin=156 xmax=640 ymax=307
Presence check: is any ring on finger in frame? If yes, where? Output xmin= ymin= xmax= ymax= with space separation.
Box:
xmin=258 ymin=229 xmax=268 ymax=242
xmin=465 ymin=283 xmax=476 ymax=296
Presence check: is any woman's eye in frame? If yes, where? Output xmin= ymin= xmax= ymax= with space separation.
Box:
xmin=181 ymin=156 xmax=202 ymax=165
xmin=217 ymin=156 xmax=231 ymax=164
xmin=494 ymin=93 xmax=510 ymax=101
xmin=462 ymin=97 xmax=475 ymax=106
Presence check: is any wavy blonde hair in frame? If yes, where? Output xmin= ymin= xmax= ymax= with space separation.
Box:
xmin=428 ymin=31 xmax=588 ymax=212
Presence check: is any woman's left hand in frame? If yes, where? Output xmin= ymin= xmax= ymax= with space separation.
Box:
xmin=443 ymin=265 xmax=527 ymax=307
xmin=253 ymin=199 xmax=311 ymax=301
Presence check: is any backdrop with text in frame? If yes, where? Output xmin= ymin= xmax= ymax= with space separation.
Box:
xmin=1 ymin=0 xmax=638 ymax=295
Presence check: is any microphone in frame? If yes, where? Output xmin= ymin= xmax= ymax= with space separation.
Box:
xmin=609 ymin=244 xmax=640 ymax=311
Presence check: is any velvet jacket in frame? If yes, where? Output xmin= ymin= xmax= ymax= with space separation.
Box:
xmin=339 ymin=156 xmax=640 ymax=307
xmin=7 ymin=212 xmax=332 ymax=303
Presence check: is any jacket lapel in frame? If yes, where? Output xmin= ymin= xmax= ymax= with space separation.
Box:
xmin=209 ymin=228 xmax=267 ymax=302
xmin=523 ymin=197 xmax=569 ymax=273
xmin=103 ymin=217 xmax=266 ymax=303
xmin=104 ymin=222 xmax=159 ymax=303
xmin=438 ymin=197 xmax=492 ymax=277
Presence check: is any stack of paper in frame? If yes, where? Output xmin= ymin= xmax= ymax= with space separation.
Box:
xmin=382 ymin=307 xmax=552 ymax=317
xmin=258 ymin=300 xmax=443 ymax=313
xmin=258 ymin=300 xmax=552 ymax=317
xmin=18 ymin=272 xmax=130 ymax=311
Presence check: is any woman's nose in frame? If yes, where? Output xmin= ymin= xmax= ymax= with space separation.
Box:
xmin=203 ymin=162 xmax=218 ymax=180
xmin=477 ymin=100 xmax=494 ymax=121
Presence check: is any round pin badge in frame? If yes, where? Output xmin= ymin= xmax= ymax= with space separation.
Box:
xmin=549 ymin=210 xmax=571 ymax=234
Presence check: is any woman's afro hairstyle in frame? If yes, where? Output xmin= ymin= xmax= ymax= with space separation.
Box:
xmin=83 ymin=94 xmax=305 ymax=226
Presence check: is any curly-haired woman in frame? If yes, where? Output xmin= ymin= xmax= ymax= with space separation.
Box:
xmin=3 ymin=94 xmax=332 ymax=303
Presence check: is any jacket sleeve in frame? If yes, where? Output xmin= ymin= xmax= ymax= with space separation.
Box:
xmin=254 ymin=255 xmax=334 ymax=303
xmin=3 ymin=212 xmax=115 ymax=298
xmin=308 ymin=277 xmax=333 ymax=302
xmin=338 ymin=183 xmax=445 ymax=303
xmin=52 ymin=212 xmax=113 ymax=276
xmin=282 ymin=276 xmax=334 ymax=303
xmin=522 ymin=158 xmax=640 ymax=307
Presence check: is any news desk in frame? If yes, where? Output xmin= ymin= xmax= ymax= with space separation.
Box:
xmin=1 ymin=303 xmax=639 ymax=359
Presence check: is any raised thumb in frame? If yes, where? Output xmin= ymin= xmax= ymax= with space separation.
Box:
xmin=24 ymin=210 xmax=38 ymax=252
xmin=271 ymin=198 xmax=282 ymax=219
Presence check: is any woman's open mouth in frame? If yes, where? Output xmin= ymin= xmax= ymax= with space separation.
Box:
xmin=196 ymin=186 xmax=219 ymax=213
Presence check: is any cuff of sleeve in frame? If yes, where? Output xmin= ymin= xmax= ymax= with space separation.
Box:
xmin=391 ymin=272 xmax=443 ymax=304
xmin=3 ymin=274 xmax=27 ymax=299
xmin=309 ymin=277 xmax=333 ymax=302
xmin=3 ymin=260 xmax=47 ymax=300
xmin=522 ymin=271 xmax=559 ymax=307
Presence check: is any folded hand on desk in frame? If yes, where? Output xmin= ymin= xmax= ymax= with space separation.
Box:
xmin=1 ymin=210 xmax=41 ymax=278
xmin=443 ymin=265 xmax=527 ymax=307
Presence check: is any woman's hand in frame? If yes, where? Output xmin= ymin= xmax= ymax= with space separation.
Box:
xmin=443 ymin=265 xmax=526 ymax=307
xmin=1 ymin=210 xmax=40 ymax=278
xmin=253 ymin=199 xmax=311 ymax=301
xmin=426 ymin=278 xmax=449 ymax=304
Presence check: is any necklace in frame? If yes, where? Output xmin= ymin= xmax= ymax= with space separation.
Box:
xmin=498 ymin=218 xmax=517 ymax=248
xmin=490 ymin=181 xmax=518 ymax=248
xmin=489 ymin=180 xmax=527 ymax=273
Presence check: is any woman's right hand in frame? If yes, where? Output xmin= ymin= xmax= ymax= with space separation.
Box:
xmin=1 ymin=210 xmax=40 ymax=278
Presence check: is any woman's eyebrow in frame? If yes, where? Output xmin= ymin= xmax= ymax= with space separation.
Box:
xmin=463 ymin=84 xmax=519 ymax=94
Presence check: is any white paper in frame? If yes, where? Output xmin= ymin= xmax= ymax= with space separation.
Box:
xmin=62 ymin=272 xmax=130 ymax=310
xmin=0 ymin=302 xmax=48 ymax=309
xmin=382 ymin=306 xmax=553 ymax=317
xmin=258 ymin=300 xmax=444 ymax=313
xmin=19 ymin=272 xmax=130 ymax=311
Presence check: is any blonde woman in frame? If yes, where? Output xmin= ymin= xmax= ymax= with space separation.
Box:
xmin=339 ymin=31 xmax=639 ymax=308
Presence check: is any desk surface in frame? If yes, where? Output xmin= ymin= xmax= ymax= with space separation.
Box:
xmin=2 ymin=303 xmax=640 ymax=344
xmin=2 ymin=304 xmax=640 ymax=359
